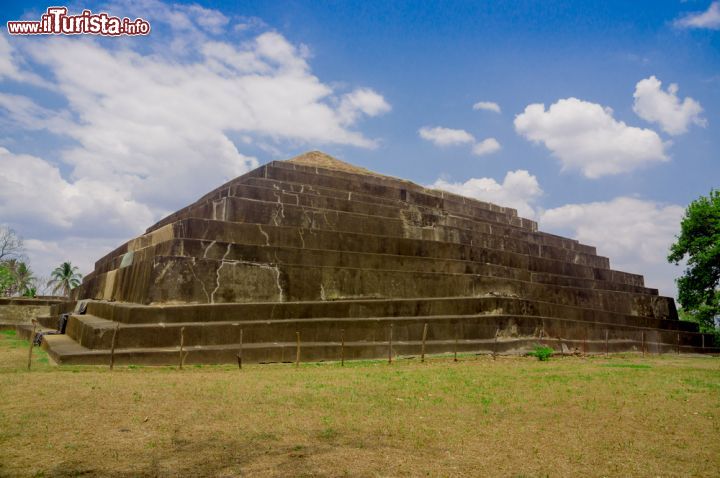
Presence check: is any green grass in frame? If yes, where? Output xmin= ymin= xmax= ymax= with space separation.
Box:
xmin=0 ymin=333 xmax=718 ymax=477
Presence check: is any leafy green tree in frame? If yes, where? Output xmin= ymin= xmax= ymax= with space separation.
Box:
xmin=47 ymin=262 xmax=82 ymax=298
xmin=0 ymin=264 xmax=13 ymax=296
xmin=12 ymin=262 xmax=35 ymax=296
xmin=668 ymin=189 xmax=720 ymax=333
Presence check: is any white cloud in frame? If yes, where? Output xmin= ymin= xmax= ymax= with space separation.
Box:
xmin=472 ymin=101 xmax=501 ymax=113
xmin=419 ymin=126 xmax=475 ymax=146
xmin=419 ymin=126 xmax=501 ymax=157
xmin=428 ymin=170 xmax=542 ymax=218
xmin=674 ymin=1 xmax=720 ymax=29
xmin=540 ymin=197 xmax=684 ymax=298
xmin=514 ymin=97 xmax=669 ymax=178
xmin=0 ymin=147 xmax=153 ymax=239
xmin=338 ymin=88 xmax=391 ymax=125
xmin=24 ymin=237 xmax=122 ymax=278
xmin=0 ymin=2 xmax=390 ymax=277
xmin=633 ymin=76 xmax=706 ymax=135
xmin=472 ymin=137 xmax=501 ymax=156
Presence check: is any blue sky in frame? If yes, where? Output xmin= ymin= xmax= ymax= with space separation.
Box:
xmin=0 ymin=0 xmax=718 ymax=298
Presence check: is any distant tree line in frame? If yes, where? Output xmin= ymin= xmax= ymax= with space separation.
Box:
xmin=0 ymin=226 xmax=82 ymax=298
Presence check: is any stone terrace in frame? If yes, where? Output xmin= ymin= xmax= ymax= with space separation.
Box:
xmin=42 ymin=152 xmax=718 ymax=364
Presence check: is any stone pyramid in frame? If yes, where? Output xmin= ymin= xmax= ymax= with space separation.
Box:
xmin=42 ymin=152 xmax=717 ymax=364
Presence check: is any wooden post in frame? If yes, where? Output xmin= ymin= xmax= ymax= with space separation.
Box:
xmin=454 ymin=323 xmax=458 ymax=362
xmin=295 ymin=331 xmax=301 ymax=368
xmin=493 ymin=328 xmax=499 ymax=360
xmin=677 ymin=333 xmax=680 ymax=355
xmin=642 ymin=331 xmax=646 ymax=356
xmin=109 ymin=323 xmax=120 ymax=370
xmin=388 ymin=323 xmax=393 ymax=364
xmin=26 ymin=321 xmax=37 ymax=371
xmin=237 ymin=328 xmax=243 ymax=370
xmin=583 ymin=327 xmax=588 ymax=355
xmin=178 ymin=326 xmax=185 ymax=370
xmin=605 ymin=329 xmax=609 ymax=356
xmin=340 ymin=329 xmax=345 ymax=366
xmin=702 ymin=334 xmax=705 ymax=349
xmin=421 ymin=323 xmax=428 ymax=363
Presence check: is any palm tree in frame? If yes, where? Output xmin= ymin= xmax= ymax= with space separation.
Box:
xmin=13 ymin=262 xmax=35 ymax=296
xmin=48 ymin=262 xmax=82 ymax=298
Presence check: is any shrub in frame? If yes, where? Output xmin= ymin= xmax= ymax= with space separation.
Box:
xmin=531 ymin=345 xmax=553 ymax=361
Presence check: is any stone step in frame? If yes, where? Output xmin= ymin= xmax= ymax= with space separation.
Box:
xmin=151 ymin=196 xmax=612 ymax=270
xmin=65 ymin=309 xmax=700 ymax=351
xmin=110 ymin=217 xmax=623 ymax=285
xmin=43 ymin=317 xmax=717 ymax=366
xmin=78 ymin=296 xmax=691 ymax=331
xmin=183 ymin=160 xmax=519 ymax=226
xmin=244 ymin=175 xmax=597 ymax=256
xmin=151 ymin=178 xmax=530 ymax=241
xmin=147 ymin=162 xmax=613 ymax=258
xmin=123 ymin=239 xmax=655 ymax=295
xmin=148 ymin=178 xmax=590 ymax=261
xmin=83 ymin=254 xmax=675 ymax=319
xmin=264 ymin=161 xmax=529 ymax=224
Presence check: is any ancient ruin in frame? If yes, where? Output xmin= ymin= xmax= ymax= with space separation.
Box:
xmin=40 ymin=151 xmax=718 ymax=364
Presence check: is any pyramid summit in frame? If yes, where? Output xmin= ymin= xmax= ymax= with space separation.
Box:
xmin=42 ymin=152 xmax=717 ymax=364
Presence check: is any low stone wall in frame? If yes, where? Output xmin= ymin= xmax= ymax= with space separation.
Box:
xmin=0 ymin=298 xmax=65 ymax=325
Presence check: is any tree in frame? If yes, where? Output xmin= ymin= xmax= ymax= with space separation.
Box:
xmin=0 ymin=264 xmax=13 ymax=296
xmin=0 ymin=226 xmax=24 ymax=262
xmin=668 ymin=189 xmax=720 ymax=333
xmin=13 ymin=262 xmax=35 ymax=296
xmin=47 ymin=262 xmax=82 ymax=298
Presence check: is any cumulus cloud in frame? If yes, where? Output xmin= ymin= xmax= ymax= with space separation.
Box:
xmin=540 ymin=197 xmax=684 ymax=297
xmin=472 ymin=101 xmax=501 ymax=113
xmin=514 ymin=97 xmax=668 ymax=178
xmin=338 ymin=88 xmax=391 ymax=125
xmin=419 ymin=126 xmax=500 ymax=157
xmin=419 ymin=126 xmax=475 ymax=146
xmin=0 ymin=2 xmax=390 ymax=275
xmin=472 ymin=138 xmax=501 ymax=156
xmin=0 ymin=148 xmax=153 ymax=239
xmin=428 ymin=170 xmax=542 ymax=218
xmin=633 ymin=76 xmax=706 ymax=135
xmin=674 ymin=1 xmax=720 ymax=30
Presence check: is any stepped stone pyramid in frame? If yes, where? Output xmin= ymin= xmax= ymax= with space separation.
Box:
xmin=43 ymin=151 xmax=717 ymax=364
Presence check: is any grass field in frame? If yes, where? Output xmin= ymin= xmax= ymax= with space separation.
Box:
xmin=0 ymin=329 xmax=718 ymax=477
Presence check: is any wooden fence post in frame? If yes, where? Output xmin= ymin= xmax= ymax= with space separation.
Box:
xmin=454 ymin=323 xmax=458 ymax=362
xmin=421 ymin=323 xmax=428 ymax=363
xmin=110 ymin=323 xmax=120 ymax=370
xmin=27 ymin=321 xmax=38 ymax=371
xmin=642 ymin=331 xmax=645 ymax=357
xmin=583 ymin=327 xmax=588 ymax=355
xmin=493 ymin=328 xmax=499 ymax=360
xmin=605 ymin=329 xmax=609 ymax=356
xmin=388 ymin=323 xmax=393 ymax=364
xmin=237 ymin=328 xmax=243 ymax=370
xmin=340 ymin=328 xmax=345 ymax=367
xmin=178 ymin=327 xmax=185 ymax=370
xmin=295 ymin=331 xmax=301 ymax=368
xmin=702 ymin=334 xmax=705 ymax=349
xmin=677 ymin=333 xmax=680 ymax=355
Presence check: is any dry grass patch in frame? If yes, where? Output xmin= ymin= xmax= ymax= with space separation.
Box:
xmin=0 ymin=330 xmax=718 ymax=477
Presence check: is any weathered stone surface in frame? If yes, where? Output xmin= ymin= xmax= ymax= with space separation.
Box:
xmin=0 ymin=298 xmax=64 ymax=325
xmin=42 ymin=152 xmax=718 ymax=364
